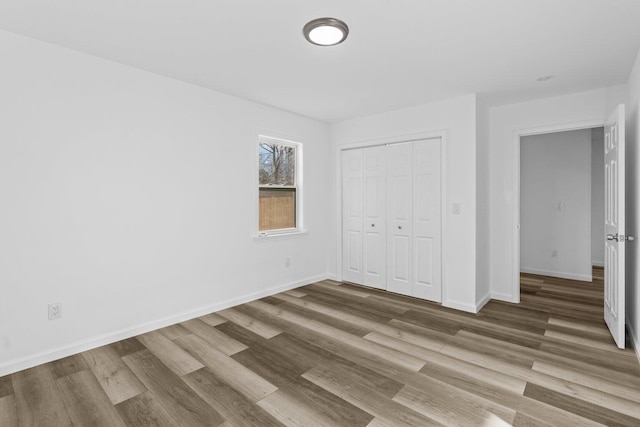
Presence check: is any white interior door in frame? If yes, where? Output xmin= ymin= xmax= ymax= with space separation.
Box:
xmin=342 ymin=149 xmax=363 ymax=284
xmin=413 ymin=140 xmax=442 ymax=302
xmin=604 ymin=104 xmax=626 ymax=349
xmin=387 ymin=143 xmax=413 ymax=296
xmin=363 ymin=146 xmax=387 ymax=289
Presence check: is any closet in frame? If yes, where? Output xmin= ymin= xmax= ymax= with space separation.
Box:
xmin=341 ymin=139 xmax=442 ymax=302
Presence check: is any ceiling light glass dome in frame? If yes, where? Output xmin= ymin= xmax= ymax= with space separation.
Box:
xmin=303 ymin=18 xmax=349 ymax=46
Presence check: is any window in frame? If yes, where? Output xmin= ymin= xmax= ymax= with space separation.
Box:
xmin=258 ymin=136 xmax=302 ymax=235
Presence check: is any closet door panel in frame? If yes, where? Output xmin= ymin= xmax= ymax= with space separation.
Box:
xmin=413 ymin=140 xmax=442 ymax=302
xmin=415 ymin=237 xmax=434 ymax=285
xmin=363 ymin=146 xmax=387 ymax=289
xmin=342 ymin=149 xmax=364 ymax=284
xmin=392 ymin=235 xmax=410 ymax=282
xmin=387 ymin=144 xmax=413 ymax=296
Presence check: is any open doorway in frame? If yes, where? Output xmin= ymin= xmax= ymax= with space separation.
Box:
xmin=511 ymin=106 xmax=627 ymax=349
xmin=519 ymin=127 xmax=604 ymax=289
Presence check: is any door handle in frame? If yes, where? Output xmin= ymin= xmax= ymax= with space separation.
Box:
xmin=371 ymin=224 xmax=375 ymax=227
xmin=607 ymin=234 xmax=635 ymax=242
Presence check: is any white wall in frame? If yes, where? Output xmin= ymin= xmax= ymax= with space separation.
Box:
xmin=330 ymin=94 xmax=478 ymax=312
xmin=520 ymin=130 xmax=592 ymax=281
xmin=591 ymin=128 xmax=605 ymax=267
xmin=0 ymin=30 xmax=332 ymax=375
xmin=489 ymin=86 xmax=628 ymax=302
xmin=626 ymin=48 xmax=640 ymax=358
xmin=476 ymin=97 xmax=491 ymax=306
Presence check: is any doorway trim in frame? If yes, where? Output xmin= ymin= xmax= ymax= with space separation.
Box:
xmin=334 ymin=130 xmax=448 ymax=303
xmin=511 ymin=119 xmax=605 ymax=301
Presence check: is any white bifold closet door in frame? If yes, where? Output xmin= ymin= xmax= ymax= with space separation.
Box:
xmin=342 ymin=146 xmax=387 ymax=289
xmin=342 ymin=139 xmax=441 ymax=302
xmin=387 ymin=140 xmax=442 ymax=301
xmin=412 ymin=140 xmax=442 ymax=301
xmin=386 ymin=143 xmax=413 ymax=294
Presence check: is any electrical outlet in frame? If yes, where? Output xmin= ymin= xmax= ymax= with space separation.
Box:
xmin=552 ymin=250 xmax=558 ymax=259
xmin=285 ymin=257 xmax=291 ymax=268
xmin=48 ymin=303 xmax=62 ymax=320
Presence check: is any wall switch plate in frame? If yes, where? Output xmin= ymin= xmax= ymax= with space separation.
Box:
xmin=48 ymin=303 xmax=62 ymax=320
xmin=452 ymin=203 xmax=461 ymax=215
xmin=552 ymin=250 xmax=558 ymax=258
xmin=285 ymin=257 xmax=291 ymax=268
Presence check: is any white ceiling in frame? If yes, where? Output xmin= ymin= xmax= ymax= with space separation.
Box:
xmin=1 ymin=0 xmax=639 ymax=122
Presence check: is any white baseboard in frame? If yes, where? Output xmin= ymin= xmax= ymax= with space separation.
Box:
xmin=520 ymin=267 xmax=592 ymax=282
xmin=627 ymin=317 xmax=640 ymax=366
xmin=443 ymin=298 xmax=479 ymax=314
xmin=0 ymin=274 xmax=328 ymax=377
xmin=592 ymin=261 xmax=604 ymax=267
xmin=326 ymin=273 xmax=338 ymax=281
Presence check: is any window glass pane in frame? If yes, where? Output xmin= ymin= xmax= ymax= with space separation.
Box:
xmin=259 ymin=188 xmax=296 ymax=231
xmin=259 ymin=142 xmax=296 ymax=186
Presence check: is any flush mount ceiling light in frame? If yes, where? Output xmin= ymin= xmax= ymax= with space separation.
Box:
xmin=303 ymin=17 xmax=349 ymax=46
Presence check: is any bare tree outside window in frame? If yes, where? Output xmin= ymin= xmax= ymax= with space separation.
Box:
xmin=258 ymin=141 xmax=298 ymax=231
xmin=259 ymin=143 xmax=296 ymax=185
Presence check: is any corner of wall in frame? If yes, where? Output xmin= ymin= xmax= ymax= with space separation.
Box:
xmin=626 ymin=46 xmax=640 ymax=363
xmin=490 ymin=291 xmax=518 ymax=304
xmin=475 ymin=94 xmax=491 ymax=303
xmin=627 ymin=317 xmax=640 ymax=366
xmin=475 ymin=291 xmax=492 ymax=312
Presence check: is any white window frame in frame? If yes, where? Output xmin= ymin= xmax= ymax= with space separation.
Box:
xmin=254 ymin=135 xmax=305 ymax=241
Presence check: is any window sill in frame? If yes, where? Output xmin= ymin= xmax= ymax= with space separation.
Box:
xmin=253 ymin=229 xmax=308 ymax=242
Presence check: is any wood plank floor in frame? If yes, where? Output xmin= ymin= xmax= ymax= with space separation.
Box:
xmin=2 ymin=267 xmax=640 ymax=426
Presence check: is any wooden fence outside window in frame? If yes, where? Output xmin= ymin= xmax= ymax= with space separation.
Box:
xmin=259 ymin=188 xmax=296 ymax=231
